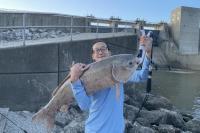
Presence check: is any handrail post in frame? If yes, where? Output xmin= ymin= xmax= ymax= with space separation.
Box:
xmin=96 ymin=19 xmax=99 ymax=39
xmin=0 ymin=28 xmax=2 ymax=45
xmin=22 ymin=13 xmax=26 ymax=46
xmin=112 ymin=21 xmax=115 ymax=37
xmin=70 ymin=16 xmax=73 ymax=41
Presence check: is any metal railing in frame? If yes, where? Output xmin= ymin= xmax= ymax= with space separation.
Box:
xmin=0 ymin=13 xmax=136 ymax=48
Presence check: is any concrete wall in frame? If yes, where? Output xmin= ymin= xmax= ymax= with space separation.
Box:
xmin=170 ymin=6 xmax=200 ymax=54
xmin=0 ymin=44 xmax=59 ymax=111
xmin=0 ymin=35 xmax=137 ymax=111
xmin=160 ymin=40 xmax=200 ymax=70
xmin=159 ymin=23 xmax=200 ymax=70
xmin=170 ymin=7 xmax=181 ymax=48
xmin=159 ymin=7 xmax=200 ymax=70
xmin=179 ymin=7 xmax=200 ymax=54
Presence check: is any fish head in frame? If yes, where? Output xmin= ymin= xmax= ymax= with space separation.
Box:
xmin=111 ymin=54 xmax=138 ymax=83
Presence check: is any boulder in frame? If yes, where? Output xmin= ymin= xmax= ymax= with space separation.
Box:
xmin=186 ymin=119 xmax=200 ymax=133
xmin=129 ymin=122 xmax=156 ymax=133
xmin=144 ymin=94 xmax=173 ymax=110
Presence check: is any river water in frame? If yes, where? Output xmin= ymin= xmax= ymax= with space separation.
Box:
xmin=151 ymin=69 xmax=200 ymax=119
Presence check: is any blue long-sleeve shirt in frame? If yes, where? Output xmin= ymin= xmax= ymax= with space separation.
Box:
xmin=70 ymin=56 xmax=150 ymax=133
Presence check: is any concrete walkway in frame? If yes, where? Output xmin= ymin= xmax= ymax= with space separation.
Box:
xmin=0 ymin=32 xmax=135 ymax=49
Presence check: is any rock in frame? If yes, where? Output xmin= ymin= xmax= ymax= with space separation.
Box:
xmin=26 ymin=36 xmax=32 ymax=40
xmin=40 ymin=32 xmax=48 ymax=38
xmin=49 ymin=31 xmax=57 ymax=38
xmin=124 ymin=94 xmax=130 ymax=103
xmin=29 ymin=28 xmax=37 ymax=33
xmin=55 ymin=103 xmax=87 ymax=128
xmin=135 ymin=108 xmax=186 ymax=130
xmin=159 ymin=109 xmax=186 ymax=130
xmin=181 ymin=131 xmax=193 ymax=133
xmin=179 ymin=111 xmax=193 ymax=122
xmin=124 ymin=104 xmax=168 ymax=127
xmin=124 ymin=85 xmax=173 ymax=111
xmin=56 ymin=30 xmax=62 ymax=35
xmin=16 ymin=110 xmax=33 ymax=118
xmin=157 ymin=124 xmax=182 ymax=133
xmin=24 ymin=29 xmax=30 ymax=35
xmin=0 ymin=28 xmax=68 ymax=43
xmin=139 ymin=109 xmax=166 ymax=126
xmin=3 ymin=111 xmax=48 ymax=133
xmin=53 ymin=125 xmax=64 ymax=133
xmin=25 ymin=29 xmax=33 ymax=40
xmin=129 ymin=122 xmax=156 ymax=133
xmin=125 ymin=120 xmax=133 ymax=133
xmin=124 ymin=104 xmax=139 ymax=122
xmin=60 ymin=32 xmax=66 ymax=36
xmin=124 ymin=85 xmax=146 ymax=105
xmin=37 ymin=29 xmax=45 ymax=33
xmin=63 ymin=120 xmax=84 ymax=133
xmin=55 ymin=112 xmax=73 ymax=127
xmin=145 ymin=94 xmax=173 ymax=110
xmin=32 ymin=33 xmax=40 ymax=40
xmin=15 ymin=29 xmax=22 ymax=36
xmin=186 ymin=119 xmax=200 ymax=133
xmin=124 ymin=94 xmax=141 ymax=107
xmin=136 ymin=117 xmax=152 ymax=127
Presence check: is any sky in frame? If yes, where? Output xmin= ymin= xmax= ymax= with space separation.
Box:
xmin=0 ymin=0 xmax=199 ymax=23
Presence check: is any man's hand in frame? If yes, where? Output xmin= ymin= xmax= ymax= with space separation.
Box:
xmin=144 ymin=37 xmax=153 ymax=59
xmin=69 ymin=63 xmax=89 ymax=82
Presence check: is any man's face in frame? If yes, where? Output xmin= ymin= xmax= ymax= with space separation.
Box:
xmin=92 ymin=42 xmax=110 ymax=62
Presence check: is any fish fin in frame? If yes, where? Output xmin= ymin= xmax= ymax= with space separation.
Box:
xmin=51 ymin=74 xmax=71 ymax=97
xmin=112 ymin=64 xmax=121 ymax=83
xmin=32 ymin=107 xmax=55 ymax=131
xmin=51 ymin=86 xmax=59 ymax=97
xmin=115 ymin=83 xmax=120 ymax=100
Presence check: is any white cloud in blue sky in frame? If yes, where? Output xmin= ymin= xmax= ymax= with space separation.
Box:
xmin=0 ymin=0 xmax=199 ymax=22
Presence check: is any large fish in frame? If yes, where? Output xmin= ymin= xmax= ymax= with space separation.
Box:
xmin=32 ymin=54 xmax=139 ymax=130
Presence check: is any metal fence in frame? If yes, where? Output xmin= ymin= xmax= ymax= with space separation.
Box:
xmin=0 ymin=13 xmax=136 ymax=48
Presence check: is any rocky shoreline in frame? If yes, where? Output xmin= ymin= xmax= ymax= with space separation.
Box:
xmin=1 ymin=85 xmax=200 ymax=133
xmin=0 ymin=28 xmax=73 ymax=42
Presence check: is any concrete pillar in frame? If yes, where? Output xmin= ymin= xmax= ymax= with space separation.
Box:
xmin=85 ymin=17 xmax=91 ymax=33
xmin=109 ymin=21 xmax=118 ymax=33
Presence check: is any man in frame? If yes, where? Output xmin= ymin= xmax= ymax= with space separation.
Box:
xmin=69 ymin=38 xmax=152 ymax=133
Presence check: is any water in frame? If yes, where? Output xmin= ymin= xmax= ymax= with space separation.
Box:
xmin=151 ymin=70 xmax=200 ymax=119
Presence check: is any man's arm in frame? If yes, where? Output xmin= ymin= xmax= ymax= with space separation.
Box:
xmin=128 ymin=36 xmax=152 ymax=83
xmin=70 ymin=79 xmax=91 ymax=111
xmin=128 ymin=55 xmax=150 ymax=83
xmin=69 ymin=63 xmax=91 ymax=111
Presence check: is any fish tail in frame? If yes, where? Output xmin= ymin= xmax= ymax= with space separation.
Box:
xmin=51 ymin=74 xmax=71 ymax=97
xmin=51 ymin=86 xmax=59 ymax=96
xmin=32 ymin=107 xmax=55 ymax=130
